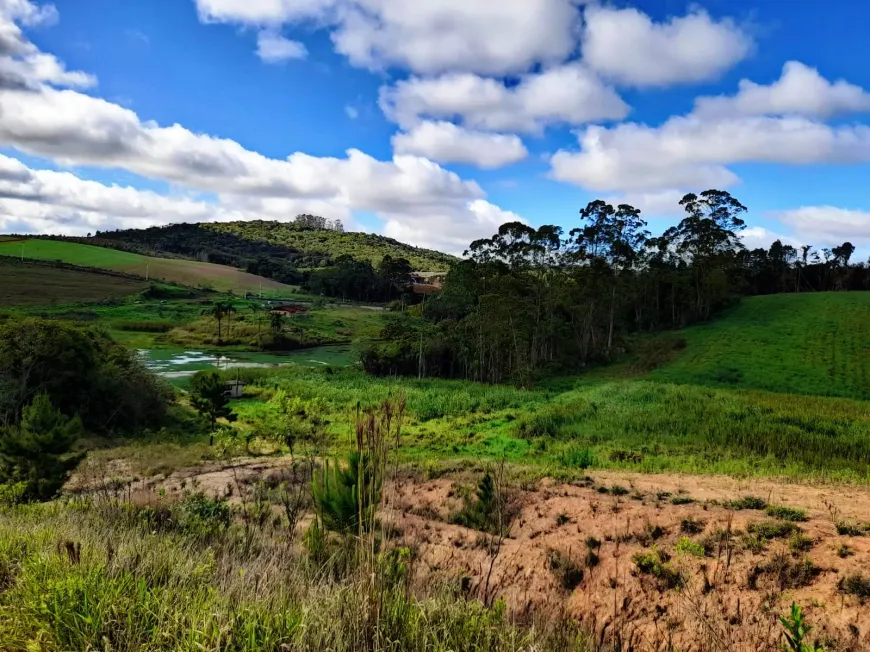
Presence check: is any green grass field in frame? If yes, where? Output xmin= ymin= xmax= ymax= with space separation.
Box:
xmin=649 ymin=292 xmax=870 ymax=400
xmin=0 ymin=239 xmax=295 ymax=294
xmin=0 ymin=259 xmax=148 ymax=305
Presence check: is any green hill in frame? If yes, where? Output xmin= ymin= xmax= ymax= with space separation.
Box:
xmin=90 ymin=221 xmax=457 ymax=273
xmin=649 ymin=292 xmax=870 ymax=400
xmin=0 ymin=239 xmax=295 ymax=294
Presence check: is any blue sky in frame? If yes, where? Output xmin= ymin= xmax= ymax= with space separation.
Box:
xmin=2 ymin=0 xmax=870 ymax=254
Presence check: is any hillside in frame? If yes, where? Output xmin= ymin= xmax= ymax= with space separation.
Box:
xmin=90 ymin=220 xmax=457 ymax=273
xmin=0 ymin=258 xmax=149 ymax=305
xmin=649 ymin=291 xmax=870 ymax=400
xmin=0 ymin=238 xmax=296 ymax=294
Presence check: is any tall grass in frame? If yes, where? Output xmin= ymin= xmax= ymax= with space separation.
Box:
xmin=650 ymin=292 xmax=870 ymax=400
xmin=518 ymin=380 xmax=870 ymax=481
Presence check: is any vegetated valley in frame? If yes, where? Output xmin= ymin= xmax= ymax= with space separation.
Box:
xmin=4 ymin=191 xmax=870 ymax=651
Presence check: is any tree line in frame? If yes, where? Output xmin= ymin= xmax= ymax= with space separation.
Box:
xmin=363 ymin=189 xmax=861 ymax=384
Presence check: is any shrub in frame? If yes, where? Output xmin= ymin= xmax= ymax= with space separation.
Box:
xmin=748 ymin=554 xmax=820 ymax=591
xmin=675 ymin=537 xmax=705 ymax=558
xmin=837 ymin=543 xmax=854 ymax=558
xmin=632 ymin=549 xmax=684 ymax=590
xmin=610 ymin=485 xmax=629 ymax=496
xmin=680 ymin=517 xmax=706 ymax=535
xmin=765 ymin=505 xmax=808 ymax=522
xmin=789 ymin=533 xmax=814 ymax=554
xmin=449 ymin=473 xmax=513 ymax=535
xmin=547 ymin=549 xmax=584 ymax=591
xmin=747 ymin=519 xmax=800 ymax=540
xmin=670 ymin=495 xmax=694 ymax=505
xmin=0 ymin=317 xmax=171 ymax=434
xmin=0 ymin=394 xmax=85 ymax=501
xmin=838 ymin=573 xmax=870 ymax=601
xmin=558 ymin=447 xmax=595 ymax=469
xmin=835 ymin=520 xmax=866 ymax=536
xmin=727 ymin=496 xmax=767 ymax=511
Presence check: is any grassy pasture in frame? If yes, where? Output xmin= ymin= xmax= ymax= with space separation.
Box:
xmin=650 ymin=292 xmax=870 ymax=400
xmin=0 ymin=259 xmax=148 ymax=306
xmin=0 ymin=239 xmax=295 ymax=294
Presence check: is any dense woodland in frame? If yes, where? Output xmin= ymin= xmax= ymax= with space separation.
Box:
xmin=57 ymin=218 xmax=455 ymax=291
xmin=365 ymin=189 xmax=863 ymax=384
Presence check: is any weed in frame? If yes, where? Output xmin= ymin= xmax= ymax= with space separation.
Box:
xmin=670 ymin=496 xmax=694 ymax=505
xmin=749 ymin=554 xmax=821 ymax=591
xmin=779 ymin=602 xmax=824 ymax=652
xmin=555 ymin=513 xmax=570 ymax=527
xmin=837 ymin=544 xmax=854 ymax=558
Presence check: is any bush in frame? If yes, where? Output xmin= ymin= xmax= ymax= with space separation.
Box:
xmin=835 ymin=520 xmax=866 ymax=536
xmin=765 ymin=505 xmax=808 ymax=522
xmin=547 ymin=549 xmax=584 ymax=591
xmin=727 ymin=496 xmax=767 ymax=511
xmin=675 ymin=537 xmax=705 ymax=558
xmin=0 ymin=317 xmax=172 ymax=434
xmin=680 ymin=517 xmax=705 ymax=535
xmin=449 ymin=473 xmax=509 ymax=534
xmin=632 ymin=549 xmax=684 ymax=590
xmin=747 ymin=519 xmax=800 ymax=540
xmin=558 ymin=447 xmax=595 ymax=469
xmin=838 ymin=573 xmax=870 ymax=601
xmin=0 ymin=394 xmax=85 ymax=501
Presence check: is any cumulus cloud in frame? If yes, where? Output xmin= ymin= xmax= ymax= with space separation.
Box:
xmin=391 ymin=121 xmax=527 ymax=168
xmin=196 ymin=0 xmax=582 ymax=75
xmin=256 ymin=31 xmax=307 ymax=62
xmin=0 ymin=1 xmax=523 ymax=250
xmin=693 ymin=61 xmax=870 ymax=119
xmin=582 ymin=5 xmax=753 ymax=87
xmin=550 ymin=115 xmax=870 ymax=193
xmin=380 ymin=65 xmax=628 ymax=134
xmin=772 ymin=206 xmax=870 ymax=247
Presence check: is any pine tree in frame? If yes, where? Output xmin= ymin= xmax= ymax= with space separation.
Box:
xmin=189 ymin=372 xmax=237 ymax=446
xmin=0 ymin=394 xmax=84 ymax=501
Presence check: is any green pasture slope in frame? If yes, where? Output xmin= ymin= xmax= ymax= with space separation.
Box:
xmin=649 ymin=292 xmax=870 ymax=400
xmin=0 ymin=238 xmax=295 ymax=294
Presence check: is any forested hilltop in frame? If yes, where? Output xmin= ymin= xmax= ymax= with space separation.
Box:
xmin=367 ymin=189 xmax=864 ymax=383
xmin=75 ymin=215 xmax=456 ymax=284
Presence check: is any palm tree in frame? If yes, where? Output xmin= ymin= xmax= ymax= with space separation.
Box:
xmin=225 ymin=303 xmax=237 ymax=337
xmin=270 ymin=310 xmax=284 ymax=335
xmin=205 ymin=302 xmax=226 ymax=342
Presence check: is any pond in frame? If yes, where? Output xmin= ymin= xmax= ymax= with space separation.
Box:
xmin=139 ymin=345 xmax=355 ymax=384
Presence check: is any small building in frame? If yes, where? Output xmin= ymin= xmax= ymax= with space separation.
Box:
xmin=224 ymin=380 xmax=245 ymax=399
xmin=270 ymin=304 xmax=309 ymax=317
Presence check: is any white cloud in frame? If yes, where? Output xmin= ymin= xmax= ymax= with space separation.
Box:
xmin=196 ymin=0 xmax=582 ymax=75
xmin=772 ymin=206 xmax=870 ymax=246
xmin=550 ymin=115 xmax=870 ymax=193
xmin=601 ymin=189 xmax=687 ymax=219
xmin=344 ymin=105 xmax=358 ymax=119
xmin=391 ymin=121 xmax=527 ymax=168
xmin=0 ymin=1 xmax=523 ymax=249
xmin=582 ymin=5 xmax=752 ymax=87
xmin=693 ymin=61 xmax=870 ymax=119
xmin=382 ymin=199 xmax=525 ymax=254
xmin=256 ymin=31 xmax=307 ymax=62
xmin=195 ymin=0 xmax=335 ymax=25
xmin=739 ymin=225 xmax=800 ymax=251
xmin=380 ymin=64 xmax=628 ymax=134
